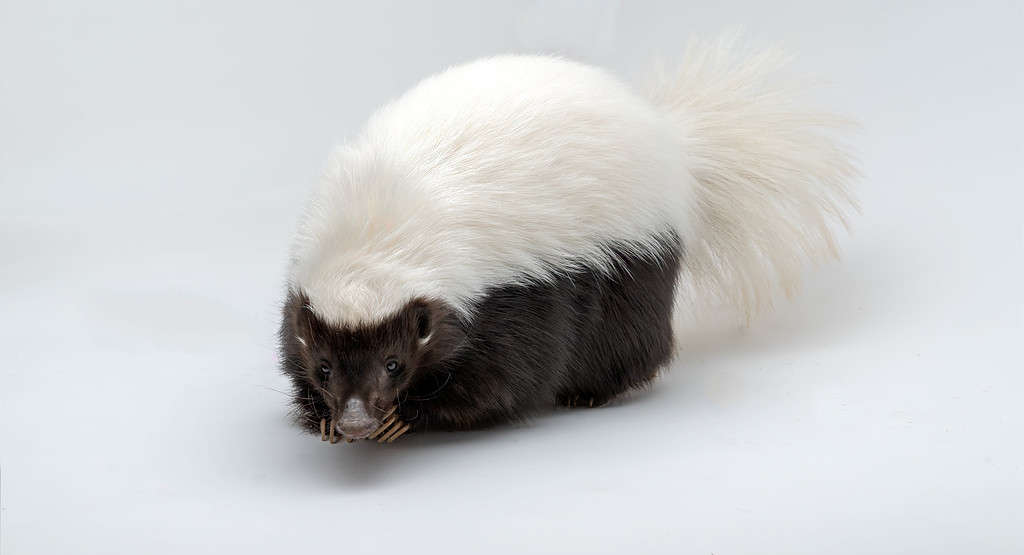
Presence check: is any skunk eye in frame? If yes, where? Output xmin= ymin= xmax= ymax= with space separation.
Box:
xmin=319 ymin=361 xmax=331 ymax=375
xmin=385 ymin=359 xmax=400 ymax=376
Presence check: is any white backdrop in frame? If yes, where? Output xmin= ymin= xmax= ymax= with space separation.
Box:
xmin=2 ymin=1 xmax=1022 ymax=553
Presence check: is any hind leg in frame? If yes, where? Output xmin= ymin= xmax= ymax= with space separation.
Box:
xmin=557 ymin=392 xmax=611 ymax=408
xmin=556 ymin=234 xmax=681 ymax=412
xmin=557 ymin=362 xmax=663 ymax=409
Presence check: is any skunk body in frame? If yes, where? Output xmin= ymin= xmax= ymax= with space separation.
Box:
xmin=279 ymin=39 xmax=856 ymax=439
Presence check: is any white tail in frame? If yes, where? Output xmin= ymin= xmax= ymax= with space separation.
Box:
xmin=647 ymin=36 xmax=859 ymax=324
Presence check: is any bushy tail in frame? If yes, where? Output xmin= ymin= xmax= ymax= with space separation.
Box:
xmin=646 ymin=36 xmax=859 ymax=325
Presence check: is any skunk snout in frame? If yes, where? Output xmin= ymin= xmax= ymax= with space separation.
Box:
xmin=336 ymin=397 xmax=379 ymax=439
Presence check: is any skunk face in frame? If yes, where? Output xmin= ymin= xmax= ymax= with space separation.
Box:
xmin=279 ymin=291 xmax=465 ymax=439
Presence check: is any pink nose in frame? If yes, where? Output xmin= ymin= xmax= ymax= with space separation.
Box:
xmin=336 ymin=398 xmax=379 ymax=439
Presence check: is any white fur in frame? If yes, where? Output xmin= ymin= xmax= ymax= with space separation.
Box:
xmin=289 ymin=38 xmax=856 ymax=328
xmin=648 ymin=36 xmax=859 ymax=322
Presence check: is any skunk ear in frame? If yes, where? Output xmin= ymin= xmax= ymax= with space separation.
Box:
xmin=410 ymin=299 xmax=465 ymax=365
xmin=414 ymin=304 xmax=432 ymax=342
xmin=283 ymin=289 xmax=315 ymax=348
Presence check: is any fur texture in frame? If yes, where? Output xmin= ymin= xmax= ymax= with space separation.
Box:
xmin=289 ymin=55 xmax=696 ymax=327
xmin=280 ymin=38 xmax=857 ymax=437
xmin=647 ymin=36 xmax=858 ymax=321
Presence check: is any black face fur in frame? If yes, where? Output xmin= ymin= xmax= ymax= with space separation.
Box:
xmin=279 ymin=233 xmax=682 ymax=438
xmin=279 ymin=293 xmax=466 ymax=438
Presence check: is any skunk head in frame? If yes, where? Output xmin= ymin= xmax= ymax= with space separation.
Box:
xmin=279 ymin=290 xmax=465 ymax=439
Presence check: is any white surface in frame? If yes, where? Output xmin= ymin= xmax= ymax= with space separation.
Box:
xmin=1 ymin=2 xmax=1021 ymax=553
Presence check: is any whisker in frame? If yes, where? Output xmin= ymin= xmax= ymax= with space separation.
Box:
xmin=304 ymin=397 xmax=321 ymax=419
xmin=314 ymin=384 xmax=337 ymax=401
xmin=257 ymin=385 xmax=292 ymax=397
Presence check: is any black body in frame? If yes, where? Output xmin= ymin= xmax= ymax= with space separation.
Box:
xmin=279 ymin=234 xmax=682 ymax=436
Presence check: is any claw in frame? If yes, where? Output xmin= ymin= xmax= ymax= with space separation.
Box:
xmin=370 ymin=414 xmax=398 ymax=439
xmin=385 ymin=422 xmax=411 ymax=443
xmin=379 ymin=423 xmax=403 ymax=443
xmin=322 ymin=408 xmax=402 ymax=444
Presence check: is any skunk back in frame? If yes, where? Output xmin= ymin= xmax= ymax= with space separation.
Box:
xmin=289 ymin=55 xmax=697 ymax=326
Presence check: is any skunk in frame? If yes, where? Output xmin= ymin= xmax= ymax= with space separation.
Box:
xmin=278 ymin=38 xmax=857 ymax=440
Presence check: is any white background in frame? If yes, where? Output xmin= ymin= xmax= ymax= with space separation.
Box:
xmin=2 ymin=1 xmax=1021 ymax=553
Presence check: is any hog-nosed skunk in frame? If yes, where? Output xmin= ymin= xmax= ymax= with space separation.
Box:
xmin=278 ymin=37 xmax=857 ymax=441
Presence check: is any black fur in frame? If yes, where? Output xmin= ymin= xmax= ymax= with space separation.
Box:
xmin=279 ymin=233 xmax=682 ymax=435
